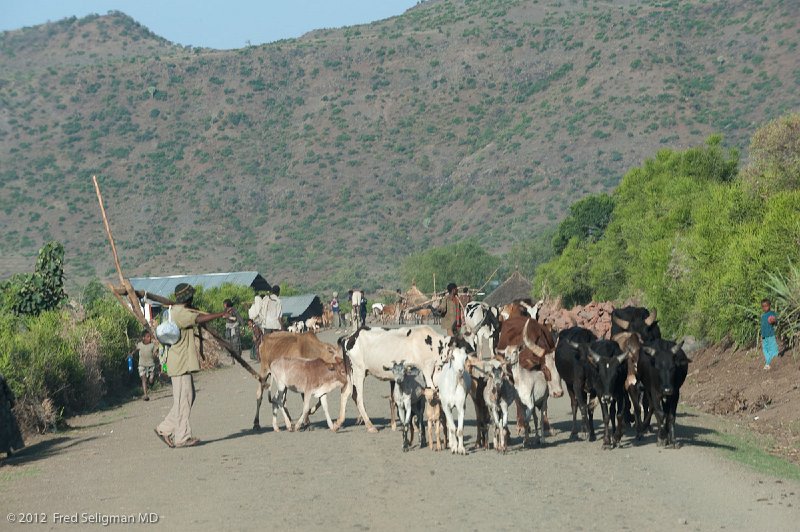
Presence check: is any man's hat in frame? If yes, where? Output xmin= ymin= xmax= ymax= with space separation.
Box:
xmin=174 ymin=283 xmax=195 ymax=303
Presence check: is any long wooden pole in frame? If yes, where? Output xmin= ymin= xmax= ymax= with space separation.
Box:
xmin=92 ymin=176 xmax=125 ymax=287
xmin=475 ymin=267 xmax=500 ymax=295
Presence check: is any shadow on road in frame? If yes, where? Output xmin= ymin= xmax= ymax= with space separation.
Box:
xmin=3 ymin=435 xmax=100 ymax=466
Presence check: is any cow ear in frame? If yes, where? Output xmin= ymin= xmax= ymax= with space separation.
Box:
xmin=671 ymin=340 xmax=685 ymax=354
xmin=382 ymin=365 xmax=392 ymax=372
xmin=406 ymin=366 xmax=420 ymax=376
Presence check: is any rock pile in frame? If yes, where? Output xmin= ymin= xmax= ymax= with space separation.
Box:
xmin=538 ymin=300 xmax=615 ymax=339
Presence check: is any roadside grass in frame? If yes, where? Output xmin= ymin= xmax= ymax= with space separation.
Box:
xmin=684 ymin=405 xmax=800 ymax=481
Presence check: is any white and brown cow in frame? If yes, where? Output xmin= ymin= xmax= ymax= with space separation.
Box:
xmin=270 ymin=356 xmax=349 ymax=432
xmin=251 ymin=331 xmax=340 ymax=430
xmin=335 ymin=326 xmax=450 ymax=432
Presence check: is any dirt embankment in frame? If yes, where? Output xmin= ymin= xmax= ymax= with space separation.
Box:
xmin=682 ymin=342 xmax=800 ymax=464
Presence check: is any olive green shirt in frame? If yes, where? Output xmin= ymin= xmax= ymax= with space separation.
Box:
xmin=137 ymin=341 xmax=157 ymax=368
xmin=437 ymin=295 xmax=461 ymax=335
xmin=166 ymin=304 xmax=201 ymax=377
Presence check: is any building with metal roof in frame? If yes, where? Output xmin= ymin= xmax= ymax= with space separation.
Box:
xmin=130 ymin=271 xmax=270 ymax=298
xmin=280 ymin=294 xmax=323 ymax=322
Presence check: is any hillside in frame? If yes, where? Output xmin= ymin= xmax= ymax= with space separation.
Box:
xmin=1 ymin=0 xmax=798 ymax=291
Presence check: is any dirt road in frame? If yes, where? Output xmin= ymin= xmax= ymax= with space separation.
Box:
xmin=1 ymin=329 xmax=798 ymax=531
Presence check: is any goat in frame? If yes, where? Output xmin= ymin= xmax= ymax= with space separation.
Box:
xmin=384 ymin=362 xmax=427 ymax=451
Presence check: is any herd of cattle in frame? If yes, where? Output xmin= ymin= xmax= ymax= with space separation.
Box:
xmin=247 ymin=300 xmax=691 ymax=454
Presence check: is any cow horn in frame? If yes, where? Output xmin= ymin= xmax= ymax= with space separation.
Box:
xmin=671 ymin=340 xmax=684 ymax=354
xmin=522 ymin=319 xmax=546 ymax=357
xmin=588 ymin=349 xmax=601 ymax=365
xmin=645 ymin=309 xmax=657 ymax=326
xmin=642 ymin=346 xmax=657 ymax=356
xmin=612 ymin=315 xmax=631 ymax=329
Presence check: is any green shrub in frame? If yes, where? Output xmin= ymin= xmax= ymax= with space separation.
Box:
xmin=534 ymin=118 xmax=800 ymax=345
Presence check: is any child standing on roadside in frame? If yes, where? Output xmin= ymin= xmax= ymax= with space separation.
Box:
xmin=760 ymin=298 xmax=779 ymax=370
xmin=136 ymin=331 xmax=158 ymax=400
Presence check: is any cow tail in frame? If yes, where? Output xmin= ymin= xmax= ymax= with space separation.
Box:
xmin=343 ymin=352 xmax=353 ymax=376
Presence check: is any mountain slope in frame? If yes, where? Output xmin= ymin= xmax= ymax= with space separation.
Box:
xmin=1 ymin=0 xmax=798 ymax=290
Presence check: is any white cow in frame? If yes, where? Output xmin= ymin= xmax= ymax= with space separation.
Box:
xmin=506 ymin=345 xmax=550 ymax=447
xmin=434 ymin=344 xmax=471 ymax=455
xmin=335 ymin=326 xmax=449 ymax=433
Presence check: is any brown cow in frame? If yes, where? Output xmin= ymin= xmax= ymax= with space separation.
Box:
xmin=270 ymin=356 xmax=349 ymax=432
xmin=252 ymin=331 xmax=340 ymax=430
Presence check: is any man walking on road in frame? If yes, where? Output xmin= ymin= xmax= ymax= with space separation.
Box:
xmin=155 ymin=283 xmax=230 ymax=448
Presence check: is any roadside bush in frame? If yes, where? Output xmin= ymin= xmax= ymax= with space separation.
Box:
xmin=0 ymin=292 xmax=141 ymax=433
xmin=534 ymin=117 xmax=800 ymax=345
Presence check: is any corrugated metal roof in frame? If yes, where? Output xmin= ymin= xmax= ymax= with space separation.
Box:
xmin=130 ymin=271 xmax=270 ymax=298
xmin=280 ymin=294 xmax=320 ymax=319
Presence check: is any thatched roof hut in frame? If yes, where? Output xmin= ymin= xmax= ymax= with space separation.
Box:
xmin=404 ymin=283 xmax=428 ymax=306
xmin=483 ymin=271 xmax=533 ymax=307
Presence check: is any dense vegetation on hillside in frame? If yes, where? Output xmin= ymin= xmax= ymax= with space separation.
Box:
xmin=1 ymin=0 xmax=799 ymax=290
xmin=535 ymin=114 xmax=800 ymax=345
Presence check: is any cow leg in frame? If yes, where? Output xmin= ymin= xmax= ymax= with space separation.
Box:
xmin=319 ymin=394 xmax=336 ymax=431
xmin=253 ymin=376 xmax=269 ymax=431
xmin=532 ymin=402 xmax=542 ymax=446
xmin=613 ymin=395 xmax=625 ymax=446
xmin=514 ymin=396 xmax=526 ymax=436
xmin=500 ymin=400 xmax=510 ymax=452
xmin=417 ymin=402 xmax=427 ymax=449
xmin=667 ymin=394 xmax=679 ymax=448
xmin=280 ymin=393 xmax=294 ymax=431
xmin=628 ymin=386 xmax=644 ymax=441
xmin=567 ymin=389 xmax=580 ymax=439
xmin=652 ymin=394 xmax=667 ymax=446
xmin=293 ymin=392 xmax=313 ymax=432
xmin=389 ymin=381 xmax=397 ymax=431
xmin=271 ymin=386 xmax=283 ymax=432
xmin=600 ymin=402 xmax=612 ymax=449
xmin=456 ymin=403 xmax=466 ymax=455
xmin=442 ymin=406 xmax=456 ymax=453
xmin=542 ymin=406 xmax=552 ymax=437
xmin=351 ymin=371 xmax=378 ymax=433
xmin=334 ymin=374 xmax=354 ymax=431
xmin=587 ymin=395 xmax=597 ymax=442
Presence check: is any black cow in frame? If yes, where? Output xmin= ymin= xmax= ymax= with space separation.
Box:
xmin=611 ymin=306 xmax=661 ymax=342
xmin=583 ymin=340 xmax=629 ymax=449
xmin=639 ymin=339 xmax=691 ymax=447
xmin=555 ymin=327 xmax=598 ymax=441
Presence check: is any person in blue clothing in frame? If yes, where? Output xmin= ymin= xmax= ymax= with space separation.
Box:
xmin=760 ymin=298 xmax=779 ymax=370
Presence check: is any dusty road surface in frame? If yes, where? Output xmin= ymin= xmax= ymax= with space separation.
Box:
xmin=1 ymin=328 xmax=798 ymax=531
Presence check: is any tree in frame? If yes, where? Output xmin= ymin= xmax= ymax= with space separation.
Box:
xmin=502 ymin=227 xmax=556 ymax=280
xmin=4 ymin=241 xmax=68 ymax=316
xmin=551 ymin=193 xmax=615 ymax=255
xmin=742 ymin=113 xmax=800 ymax=198
xmin=400 ymin=239 xmax=500 ymax=294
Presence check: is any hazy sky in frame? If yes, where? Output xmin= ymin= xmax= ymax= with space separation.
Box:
xmin=0 ymin=0 xmax=420 ymax=49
